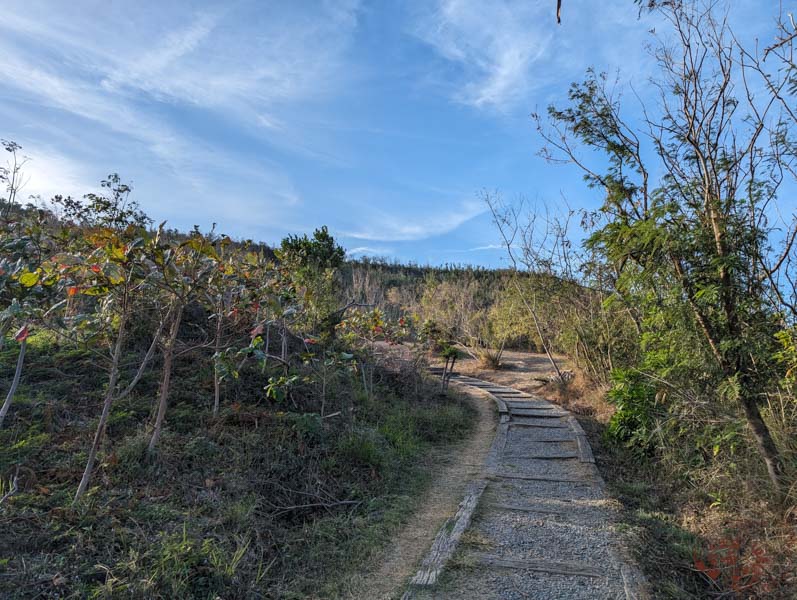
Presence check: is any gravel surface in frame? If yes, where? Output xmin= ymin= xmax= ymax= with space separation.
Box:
xmin=408 ymin=374 xmax=647 ymax=600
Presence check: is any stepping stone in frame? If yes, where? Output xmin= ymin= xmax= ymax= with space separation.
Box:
xmin=509 ymin=421 xmax=570 ymax=430
xmin=491 ymin=472 xmax=589 ymax=484
xmin=473 ymin=553 xmax=604 ymax=578
xmin=505 ymin=402 xmax=555 ymax=409
xmin=501 ymin=453 xmax=579 ymax=460
xmin=484 ymin=503 xmax=569 ymax=515
xmin=511 ymin=410 xmax=569 ymax=418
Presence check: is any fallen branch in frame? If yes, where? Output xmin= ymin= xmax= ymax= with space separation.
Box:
xmin=270 ymin=499 xmax=361 ymax=516
xmin=0 ymin=467 xmax=19 ymax=506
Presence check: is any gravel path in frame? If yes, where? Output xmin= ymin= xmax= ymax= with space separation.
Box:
xmin=406 ymin=373 xmax=648 ymax=600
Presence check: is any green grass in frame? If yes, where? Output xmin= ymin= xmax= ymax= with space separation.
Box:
xmin=0 ymin=338 xmax=475 ymax=598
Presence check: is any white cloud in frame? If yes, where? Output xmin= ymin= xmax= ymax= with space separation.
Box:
xmin=342 ymin=200 xmax=486 ymax=241
xmin=412 ymin=0 xmax=553 ymax=109
xmin=411 ymin=0 xmax=662 ymax=111
xmin=465 ymin=244 xmax=505 ymax=251
xmin=347 ymin=246 xmax=395 ymax=256
xmin=0 ymin=0 xmax=362 ymax=226
xmin=0 ymin=2 xmax=360 ymax=113
xmin=3 ymin=145 xmax=95 ymax=202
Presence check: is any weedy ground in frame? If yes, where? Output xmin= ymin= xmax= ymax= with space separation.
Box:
xmin=0 ymin=335 xmax=475 ymax=599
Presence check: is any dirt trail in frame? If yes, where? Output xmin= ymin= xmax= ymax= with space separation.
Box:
xmin=346 ymin=386 xmax=498 ymax=600
xmin=388 ymin=353 xmax=646 ymax=600
xmin=409 ymin=371 xmax=647 ymax=600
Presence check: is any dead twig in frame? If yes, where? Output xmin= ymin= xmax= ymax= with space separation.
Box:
xmin=0 ymin=467 xmax=19 ymax=506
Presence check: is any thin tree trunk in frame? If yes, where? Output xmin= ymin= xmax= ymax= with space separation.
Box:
xmin=0 ymin=338 xmax=27 ymax=428
xmin=212 ymin=307 xmax=223 ymax=417
xmin=264 ymin=323 xmax=270 ymax=370
xmin=739 ymin=391 xmax=784 ymax=494
xmin=440 ymin=356 xmax=451 ymax=393
xmin=114 ymin=316 xmax=168 ymax=402
xmin=148 ymin=304 xmax=183 ymax=452
xmin=74 ymin=311 xmax=128 ymax=502
xmin=445 ymin=355 xmax=457 ymax=392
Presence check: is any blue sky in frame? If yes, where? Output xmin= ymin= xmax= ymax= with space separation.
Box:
xmin=0 ymin=0 xmax=783 ymax=266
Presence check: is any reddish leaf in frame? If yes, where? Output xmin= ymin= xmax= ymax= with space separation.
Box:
xmin=14 ymin=325 xmax=29 ymax=342
xmin=706 ymin=567 xmax=721 ymax=581
xmin=68 ymin=286 xmax=79 ymax=297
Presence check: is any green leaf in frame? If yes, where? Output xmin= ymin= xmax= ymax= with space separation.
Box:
xmin=103 ymin=263 xmax=125 ymax=285
xmin=18 ymin=270 xmax=40 ymax=287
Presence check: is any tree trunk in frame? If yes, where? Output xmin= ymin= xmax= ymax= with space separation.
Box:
xmin=212 ymin=308 xmax=223 ymax=417
xmin=148 ymin=305 xmax=183 ymax=453
xmin=739 ymin=391 xmax=784 ymax=494
xmin=74 ymin=311 xmax=128 ymax=502
xmin=0 ymin=338 xmax=27 ymax=428
xmin=114 ymin=317 xmax=168 ymax=401
xmin=512 ymin=279 xmax=564 ymax=381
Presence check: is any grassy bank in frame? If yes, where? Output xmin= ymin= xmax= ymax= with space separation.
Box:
xmin=0 ymin=335 xmax=475 ymax=598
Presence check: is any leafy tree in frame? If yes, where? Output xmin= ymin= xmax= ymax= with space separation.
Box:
xmin=52 ymin=179 xmax=159 ymax=501
xmin=276 ymin=226 xmax=345 ymax=339
xmin=535 ymin=1 xmax=793 ymax=491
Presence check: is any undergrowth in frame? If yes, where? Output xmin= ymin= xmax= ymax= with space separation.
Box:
xmin=0 ymin=337 xmax=475 ymax=598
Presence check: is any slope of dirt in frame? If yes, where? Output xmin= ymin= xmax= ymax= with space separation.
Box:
xmin=446 ymin=350 xmax=570 ymax=395
xmin=346 ymin=385 xmax=498 ymax=600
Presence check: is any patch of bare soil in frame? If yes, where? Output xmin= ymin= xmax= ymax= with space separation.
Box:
xmin=346 ymin=386 xmax=497 ymax=600
xmin=439 ymin=349 xmax=571 ymax=395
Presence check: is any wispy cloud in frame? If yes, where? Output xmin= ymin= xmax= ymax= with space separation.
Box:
xmin=341 ymin=200 xmax=486 ymax=241
xmin=465 ymin=244 xmax=505 ymax=251
xmin=347 ymin=246 xmax=395 ymax=257
xmin=411 ymin=0 xmax=661 ymax=111
xmin=412 ymin=0 xmax=553 ymax=109
xmin=1 ymin=144 xmax=96 ymax=203
xmin=0 ymin=0 xmax=361 ymax=227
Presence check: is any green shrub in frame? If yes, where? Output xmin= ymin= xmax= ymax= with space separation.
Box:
xmin=605 ymin=369 xmax=659 ymax=453
xmin=114 ymin=430 xmax=150 ymax=479
xmin=96 ymin=527 xmax=248 ymax=598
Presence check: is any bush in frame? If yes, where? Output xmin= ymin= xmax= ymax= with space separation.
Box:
xmin=605 ymin=369 xmax=659 ymax=453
